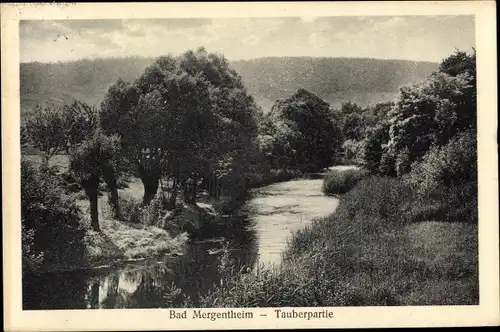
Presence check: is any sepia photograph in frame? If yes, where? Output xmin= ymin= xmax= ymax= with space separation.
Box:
xmin=2 ymin=1 xmax=499 ymax=331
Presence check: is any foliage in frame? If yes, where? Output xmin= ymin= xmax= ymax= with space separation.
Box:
xmin=322 ymin=168 xmax=368 ymax=195
xmin=385 ymin=50 xmax=476 ymax=173
xmin=338 ymin=102 xmax=365 ymax=141
xmin=116 ymin=196 xmax=143 ymax=223
xmin=361 ymin=123 xmax=391 ymax=173
xmin=21 ymin=224 xmax=44 ymax=275
xmin=263 ymin=89 xmax=342 ymax=172
xmin=100 ymin=48 xmax=261 ymax=205
xmin=23 ymin=100 xmax=99 ymax=162
xmin=70 ymin=131 xmax=121 ymax=230
xmin=21 ymin=158 xmax=85 ymax=273
xmin=341 ymin=139 xmax=364 ymax=164
xmin=23 ymin=105 xmax=66 ymax=163
xmin=197 ymin=175 xmax=477 ymax=307
xmin=439 ymin=49 xmax=476 ymax=78
xmin=407 ymin=131 xmax=477 ymax=223
xmin=61 ymin=100 xmax=99 ymax=153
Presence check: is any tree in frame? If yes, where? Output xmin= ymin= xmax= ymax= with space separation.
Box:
xmin=362 ymin=122 xmax=390 ymax=173
xmin=24 ymin=100 xmax=98 ymax=162
xmin=100 ymin=48 xmax=261 ymax=206
xmin=61 ymin=100 xmax=99 ymax=153
xmin=386 ymin=50 xmax=476 ymax=173
xmin=439 ymin=49 xmax=476 ymax=78
xmin=266 ymin=89 xmax=342 ymax=172
xmin=24 ymin=105 xmax=66 ymax=165
xmin=70 ymin=131 xmax=121 ymax=231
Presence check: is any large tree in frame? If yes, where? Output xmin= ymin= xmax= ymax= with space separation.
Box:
xmin=69 ymin=131 xmax=121 ymax=231
xmin=385 ymin=50 xmax=476 ymax=174
xmin=265 ymin=89 xmax=342 ymax=172
xmin=100 ymin=48 xmax=261 ymax=205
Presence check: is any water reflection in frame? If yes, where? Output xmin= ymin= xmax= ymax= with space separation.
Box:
xmin=23 ymin=178 xmax=337 ymax=309
xmin=23 ymin=217 xmax=259 ymax=309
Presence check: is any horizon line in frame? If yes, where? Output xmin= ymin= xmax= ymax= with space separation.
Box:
xmin=20 ymin=54 xmax=442 ymax=65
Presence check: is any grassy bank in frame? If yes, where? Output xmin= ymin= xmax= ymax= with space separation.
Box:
xmin=192 ymin=176 xmax=478 ymax=307
xmin=37 ymin=194 xmax=189 ymax=274
xmin=23 ymin=155 xmax=189 ymax=274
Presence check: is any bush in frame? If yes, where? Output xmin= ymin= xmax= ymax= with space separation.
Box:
xmin=114 ymin=195 xmax=142 ymax=223
xmin=407 ymin=131 xmax=477 ymax=223
xmin=115 ymin=194 xmax=173 ymax=228
xmin=336 ymin=176 xmax=414 ymax=224
xmin=407 ymin=131 xmax=477 ymax=195
xmin=21 ymin=158 xmax=86 ymax=272
xmin=322 ymin=168 xmax=368 ymax=195
xmin=141 ymin=195 xmax=170 ymax=227
xmin=246 ymin=169 xmax=303 ymax=188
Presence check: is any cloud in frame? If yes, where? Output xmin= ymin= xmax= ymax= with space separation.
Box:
xmin=20 ymin=16 xmax=475 ymax=63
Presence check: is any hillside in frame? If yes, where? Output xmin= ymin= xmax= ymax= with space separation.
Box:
xmin=231 ymin=57 xmax=438 ymax=110
xmin=20 ymin=56 xmax=438 ymax=116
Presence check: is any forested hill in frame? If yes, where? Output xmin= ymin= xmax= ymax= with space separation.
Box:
xmin=231 ymin=57 xmax=438 ymax=110
xmin=20 ymin=56 xmax=438 ymax=115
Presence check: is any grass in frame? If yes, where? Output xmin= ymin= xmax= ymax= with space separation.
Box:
xmin=194 ymin=175 xmax=478 ymax=307
xmin=25 ymin=154 xmax=189 ymax=273
xmin=83 ymin=218 xmax=188 ymax=267
xmin=322 ymin=167 xmax=368 ymax=195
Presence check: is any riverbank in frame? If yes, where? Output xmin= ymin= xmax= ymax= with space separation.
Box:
xmin=194 ymin=175 xmax=478 ymax=307
xmin=36 ymin=217 xmax=188 ymax=274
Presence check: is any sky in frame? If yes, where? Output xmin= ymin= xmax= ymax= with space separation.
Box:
xmin=20 ymin=15 xmax=475 ymax=63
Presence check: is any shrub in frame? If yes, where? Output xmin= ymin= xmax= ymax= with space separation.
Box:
xmin=21 ymin=158 xmax=86 ymax=272
xmin=407 ymin=131 xmax=477 ymax=195
xmin=322 ymin=168 xmax=368 ymax=195
xmin=407 ymin=131 xmax=477 ymax=223
xmin=21 ymin=224 xmax=44 ymax=275
xmin=336 ymin=176 xmax=414 ymax=225
xmin=141 ymin=195 xmax=169 ymax=227
xmin=115 ymin=194 xmax=172 ymax=227
xmin=113 ymin=195 xmax=142 ymax=223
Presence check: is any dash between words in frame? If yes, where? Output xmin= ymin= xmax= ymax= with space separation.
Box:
xmin=169 ymin=309 xmax=335 ymax=321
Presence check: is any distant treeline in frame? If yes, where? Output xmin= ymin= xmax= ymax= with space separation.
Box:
xmin=20 ymin=55 xmax=437 ymax=115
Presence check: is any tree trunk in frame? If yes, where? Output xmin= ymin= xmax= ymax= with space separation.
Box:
xmin=169 ymin=176 xmax=178 ymax=207
xmin=108 ymin=184 xmax=121 ymax=219
xmin=90 ymin=280 xmax=100 ymax=309
xmin=89 ymin=190 xmax=100 ymax=232
xmin=102 ymin=165 xmax=121 ymax=219
xmin=141 ymin=174 xmax=160 ymax=206
xmin=191 ymin=179 xmax=197 ymax=203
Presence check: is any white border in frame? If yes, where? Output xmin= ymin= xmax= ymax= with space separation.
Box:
xmin=2 ymin=2 xmax=498 ymax=330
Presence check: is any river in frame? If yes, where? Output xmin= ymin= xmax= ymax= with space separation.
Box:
xmin=23 ymin=175 xmax=341 ymax=309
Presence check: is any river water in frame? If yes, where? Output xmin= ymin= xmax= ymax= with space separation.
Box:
xmin=23 ymin=177 xmax=340 ymax=309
